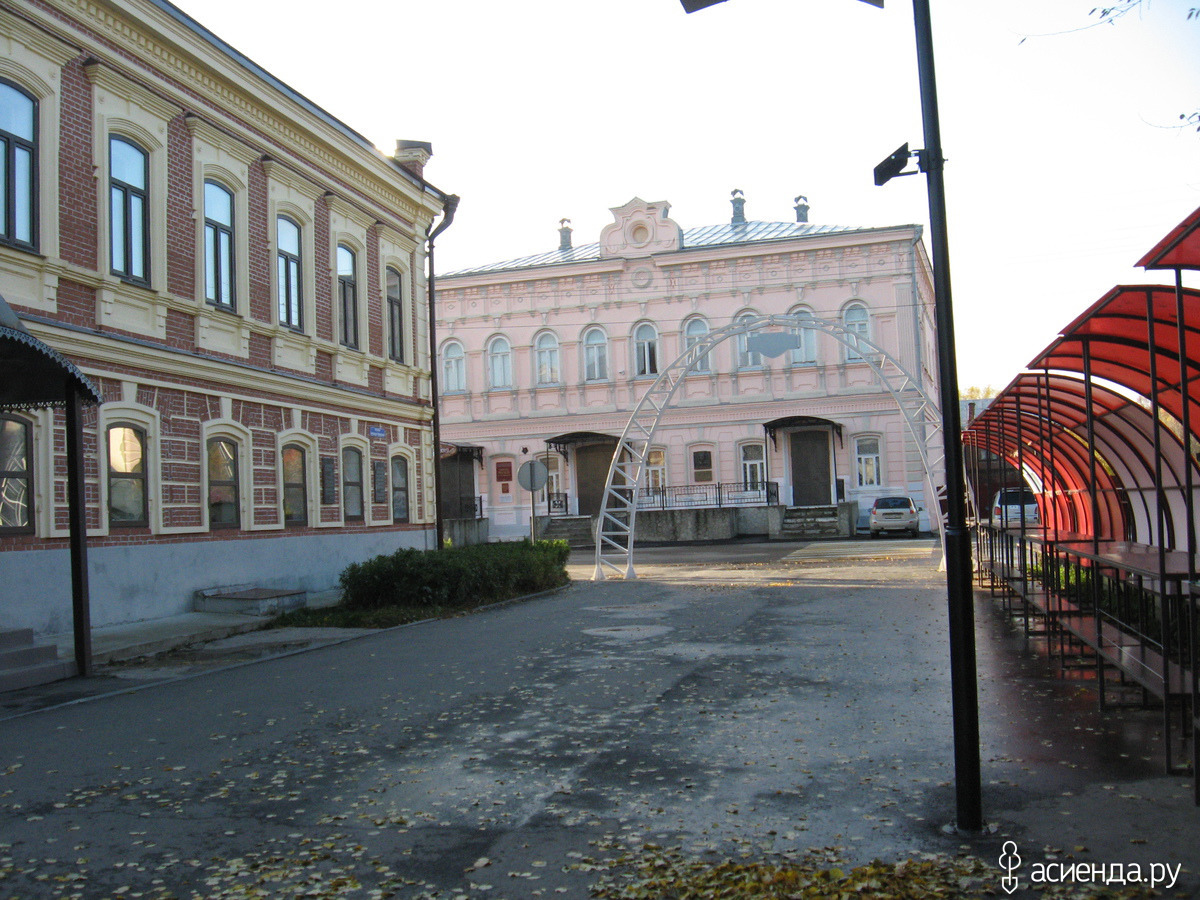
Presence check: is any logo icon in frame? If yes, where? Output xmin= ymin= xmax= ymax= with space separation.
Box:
xmin=999 ymin=840 xmax=1021 ymax=894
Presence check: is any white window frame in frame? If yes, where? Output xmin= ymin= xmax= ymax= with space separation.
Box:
xmin=683 ymin=317 xmax=710 ymax=372
xmin=442 ymin=339 xmax=466 ymax=392
xmin=843 ymin=302 xmax=870 ymax=362
xmin=535 ymin=331 xmax=561 ymax=385
xmin=633 ymin=322 xmax=659 ymax=377
xmin=488 ymin=335 xmax=513 ymax=389
xmin=788 ymin=304 xmax=818 ymax=365
xmin=855 ymin=434 xmax=882 ymax=488
xmin=583 ymin=326 xmax=609 ymax=382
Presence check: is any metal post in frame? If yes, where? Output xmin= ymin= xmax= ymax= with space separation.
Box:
xmin=64 ymin=386 xmax=92 ymax=677
xmin=910 ymin=0 xmax=981 ymax=832
xmin=426 ymin=195 xmax=460 ymax=551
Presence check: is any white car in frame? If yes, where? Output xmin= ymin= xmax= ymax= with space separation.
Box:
xmin=869 ymin=496 xmax=921 ymax=537
xmin=990 ymin=488 xmax=1039 ymax=527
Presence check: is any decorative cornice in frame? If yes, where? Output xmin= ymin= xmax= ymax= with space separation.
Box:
xmin=260 ymin=157 xmax=325 ymax=202
xmin=83 ymin=57 xmax=182 ymax=123
xmin=183 ymin=114 xmax=259 ymax=167
xmin=0 ymin=5 xmax=80 ymax=67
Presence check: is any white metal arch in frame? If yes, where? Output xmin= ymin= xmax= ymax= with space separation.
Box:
xmin=592 ymin=313 xmax=947 ymax=580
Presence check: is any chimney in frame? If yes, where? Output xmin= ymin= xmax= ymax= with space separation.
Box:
xmin=393 ymin=139 xmax=432 ymax=178
xmin=558 ymin=218 xmax=573 ymax=251
xmin=967 ymin=401 xmax=977 ymax=425
xmin=794 ymin=194 xmax=810 ymax=223
xmin=730 ymin=189 xmax=746 ymax=226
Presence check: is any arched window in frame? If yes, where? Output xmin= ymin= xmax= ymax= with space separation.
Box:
xmin=207 ymin=438 xmax=240 ymax=528
xmin=741 ymin=443 xmax=765 ymax=489
xmin=391 ymin=455 xmax=410 ymax=523
xmin=690 ymin=446 xmax=714 ymax=484
xmin=337 ymin=244 xmax=358 ymax=349
xmin=488 ymin=336 xmax=512 ymax=388
xmin=342 ymin=446 xmax=364 ymax=521
xmin=442 ymin=340 xmax=466 ymax=392
xmin=0 ymin=80 xmax=36 ymax=250
xmin=856 ymin=435 xmax=881 ymax=487
xmin=386 ymin=266 xmax=405 ymax=362
xmin=0 ymin=415 xmax=33 ymax=533
xmin=110 ymin=136 xmax=149 ymax=283
xmin=204 ymin=180 xmax=235 ymax=309
xmin=684 ymin=317 xmax=710 ymax=372
xmin=277 ymin=215 xmax=303 ymax=330
xmin=736 ymin=313 xmax=762 ymax=368
xmin=634 ymin=323 xmax=658 ymax=377
xmin=644 ymin=448 xmax=667 ymax=493
xmin=789 ymin=305 xmax=817 ymax=364
xmin=843 ymin=302 xmax=870 ymax=361
xmin=282 ymin=444 xmax=308 ymax=526
xmin=108 ymin=425 xmax=148 ymax=527
xmin=535 ymin=332 xmax=560 ymax=385
xmin=583 ymin=327 xmax=608 ymax=382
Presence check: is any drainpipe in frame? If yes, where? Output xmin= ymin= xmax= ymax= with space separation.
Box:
xmin=426 ymin=193 xmax=460 ymax=550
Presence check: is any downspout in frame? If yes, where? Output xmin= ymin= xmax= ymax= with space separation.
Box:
xmin=426 ymin=193 xmax=460 ymax=550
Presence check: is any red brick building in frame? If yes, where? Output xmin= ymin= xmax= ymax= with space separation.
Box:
xmin=0 ymin=0 xmax=451 ymax=633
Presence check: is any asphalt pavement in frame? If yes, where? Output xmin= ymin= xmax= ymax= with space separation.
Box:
xmin=0 ymin=539 xmax=1196 ymax=899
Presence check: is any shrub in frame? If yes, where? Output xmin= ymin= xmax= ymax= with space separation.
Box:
xmin=340 ymin=539 xmax=570 ymax=611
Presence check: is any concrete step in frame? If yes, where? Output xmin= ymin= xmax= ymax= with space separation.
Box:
xmin=195 ymin=585 xmax=308 ymax=617
xmin=542 ymin=517 xmax=595 ymax=548
xmin=0 ymin=628 xmax=36 ymax=651
xmin=0 ymin=629 xmax=75 ymax=694
xmin=0 ymin=659 xmax=77 ymax=693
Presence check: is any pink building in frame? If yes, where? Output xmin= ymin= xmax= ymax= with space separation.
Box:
xmin=437 ymin=194 xmax=940 ymax=543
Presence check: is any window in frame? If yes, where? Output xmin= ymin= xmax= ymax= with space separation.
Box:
xmin=684 ymin=318 xmax=710 ymax=372
xmin=634 ymin=323 xmax=658 ymax=377
xmin=0 ymin=416 xmax=32 ymax=533
xmin=108 ymin=425 xmax=148 ymax=527
xmin=488 ymin=336 xmax=512 ymax=388
xmin=442 ymin=340 xmax=466 ymax=392
xmin=277 ymin=216 xmax=302 ymax=329
xmin=386 ymin=266 xmax=405 ymax=362
xmin=204 ymin=180 xmax=235 ymax=309
xmin=342 ymin=447 xmax=364 ymax=521
xmin=0 ymin=81 xmax=36 ymax=250
xmin=843 ymin=303 xmax=869 ymax=361
xmin=282 ymin=444 xmax=307 ymax=526
xmin=789 ymin=306 xmax=817 ymax=364
xmin=207 ymin=438 xmax=240 ymax=528
xmin=337 ymin=244 xmax=358 ymax=349
xmin=583 ymin=327 xmax=608 ymax=381
xmin=856 ymin=436 xmax=881 ymax=487
xmin=391 ymin=455 xmax=410 ymax=523
xmin=741 ymin=443 xmax=765 ymax=489
xmin=736 ymin=313 xmax=762 ymax=369
xmin=691 ymin=448 xmax=713 ymax=484
xmin=645 ymin=449 xmax=666 ymax=493
xmin=109 ymin=136 xmax=149 ymax=283
xmin=535 ymin=332 xmax=560 ymax=385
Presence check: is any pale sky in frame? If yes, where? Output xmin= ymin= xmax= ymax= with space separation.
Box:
xmin=169 ymin=0 xmax=1199 ymax=390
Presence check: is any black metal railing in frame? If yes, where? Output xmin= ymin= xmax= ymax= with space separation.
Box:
xmin=634 ymin=481 xmax=779 ymax=511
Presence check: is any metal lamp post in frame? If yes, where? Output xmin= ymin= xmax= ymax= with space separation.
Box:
xmin=680 ymin=0 xmax=982 ymax=832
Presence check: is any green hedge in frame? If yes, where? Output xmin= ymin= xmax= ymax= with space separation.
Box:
xmin=339 ymin=539 xmax=571 ymax=611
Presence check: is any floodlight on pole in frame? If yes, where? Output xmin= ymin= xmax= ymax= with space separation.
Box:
xmin=679 ymin=0 xmax=983 ymax=834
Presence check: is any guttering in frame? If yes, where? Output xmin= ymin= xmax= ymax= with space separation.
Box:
xmin=426 ymin=194 xmax=461 ymax=550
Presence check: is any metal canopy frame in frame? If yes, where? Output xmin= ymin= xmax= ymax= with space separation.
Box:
xmin=0 ymin=294 xmax=102 ymax=676
xmin=592 ymin=313 xmax=946 ymax=580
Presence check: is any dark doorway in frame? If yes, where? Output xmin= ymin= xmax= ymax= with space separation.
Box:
xmin=790 ymin=430 xmax=831 ymax=506
xmin=576 ymin=443 xmax=618 ymax=516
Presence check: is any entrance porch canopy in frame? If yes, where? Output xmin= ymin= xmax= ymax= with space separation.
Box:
xmin=0 ymin=295 xmax=101 ymax=675
xmin=545 ymin=431 xmax=618 ymax=456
